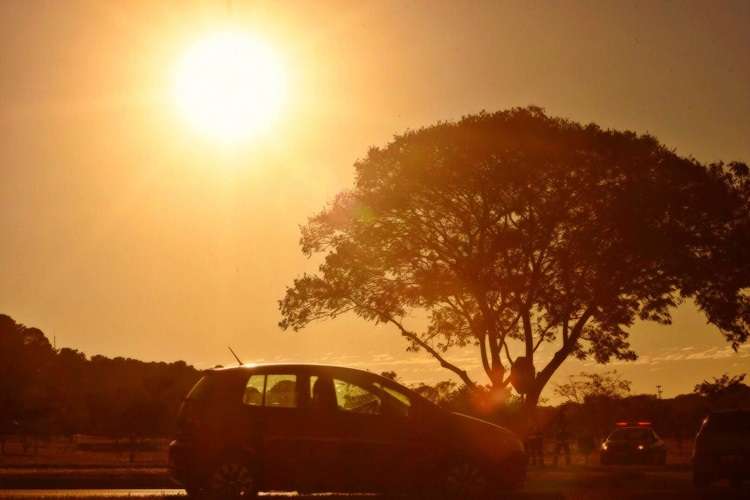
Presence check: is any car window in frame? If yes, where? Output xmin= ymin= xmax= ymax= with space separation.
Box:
xmin=374 ymin=382 xmax=411 ymax=417
xmin=192 ymin=372 xmax=247 ymax=403
xmin=243 ymin=375 xmax=265 ymax=406
xmin=333 ymin=379 xmax=382 ymax=415
xmin=266 ymin=374 xmax=298 ymax=408
xmin=187 ymin=376 xmax=212 ymax=401
xmin=242 ymin=373 xmax=298 ymax=408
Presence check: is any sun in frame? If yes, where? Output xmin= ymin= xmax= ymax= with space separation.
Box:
xmin=174 ymin=32 xmax=286 ymax=144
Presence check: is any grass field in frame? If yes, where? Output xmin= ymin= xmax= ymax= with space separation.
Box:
xmin=0 ymin=436 xmax=168 ymax=468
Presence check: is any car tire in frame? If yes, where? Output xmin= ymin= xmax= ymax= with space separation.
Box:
xmin=184 ymin=485 xmax=205 ymax=499
xmin=440 ymin=458 xmax=494 ymax=499
xmin=497 ymin=454 xmax=526 ymax=492
xmin=208 ymin=460 xmax=258 ymax=499
xmin=692 ymin=468 xmax=712 ymax=489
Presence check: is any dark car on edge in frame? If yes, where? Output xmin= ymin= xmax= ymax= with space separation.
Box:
xmin=600 ymin=423 xmax=667 ymax=465
xmin=693 ymin=410 xmax=750 ymax=489
xmin=169 ymin=364 xmax=526 ymax=498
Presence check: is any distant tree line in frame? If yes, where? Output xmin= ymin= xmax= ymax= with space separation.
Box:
xmin=0 ymin=314 xmax=200 ymax=449
xmin=395 ymin=369 xmax=750 ymax=442
xmin=2 ymin=310 xmax=747 ymax=450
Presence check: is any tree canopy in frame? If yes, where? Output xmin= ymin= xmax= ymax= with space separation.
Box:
xmin=279 ymin=107 xmax=750 ymax=407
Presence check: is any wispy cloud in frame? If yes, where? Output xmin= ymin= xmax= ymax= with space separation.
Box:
xmin=601 ymin=344 xmax=750 ymax=367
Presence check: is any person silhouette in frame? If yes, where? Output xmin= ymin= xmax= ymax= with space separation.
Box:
xmin=526 ymin=423 xmax=545 ymax=466
xmin=552 ymin=410 xmax=571 ymax=466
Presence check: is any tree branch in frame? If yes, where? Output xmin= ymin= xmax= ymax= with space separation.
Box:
xmin=384 ymin=315 xmax=477 ymax=388
xmin=502 ymin=339 xmax=515 ymax=366
xmin=535 ymin=307 xmax=595 ymax=391
xmin=521 ymin=307 xmax=534 ymax=358
xmin=478 ymin=333 xmax=493 ymax=382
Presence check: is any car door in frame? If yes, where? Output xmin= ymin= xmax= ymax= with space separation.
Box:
xmin=241 ymin=370 xmax=310 ymax=490
xmin=371 ymin=380 xmax=444 ymax=488
xmin=292 ymin=372 xmax=350 ymax=491
xmin=303 ymin=372 xmax=431 ymax=493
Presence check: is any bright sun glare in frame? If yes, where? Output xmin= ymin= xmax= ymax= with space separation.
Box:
xmin=174 ymin=32 xmax=286 ymax=144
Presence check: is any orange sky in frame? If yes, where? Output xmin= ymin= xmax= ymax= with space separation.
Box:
xmin=1 ymin=0 xmax=748 ymax=401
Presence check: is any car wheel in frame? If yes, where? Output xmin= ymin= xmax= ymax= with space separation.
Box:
xmin=692 ymin=468 xmax=712 ymax=489
xmin=441 ymin=459 xmax=492 ymax=499
xmin=496 ymin=452 xmax=526 ymax=491
xmin=209 ymin=460 xmax=257 ymax=499
xmin=184 ymin=485 xmax=205 ymax=499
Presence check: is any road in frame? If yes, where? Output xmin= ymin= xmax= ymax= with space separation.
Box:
xmin=0 ymin=466 xmax=747 ymax=499
xmin=0 ymin=490 xmax=184 ymax=498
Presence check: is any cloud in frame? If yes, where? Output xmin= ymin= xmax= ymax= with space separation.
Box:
xmin=604 ymin=343 xmax=750 ymax=367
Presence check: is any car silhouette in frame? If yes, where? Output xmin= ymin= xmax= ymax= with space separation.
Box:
xmin=599 ymin=422 xmax=666 ymax=465
xmin=693 ymin=409 xmax=750 ymax=489
xmin=168 ymin=363 xmax=526 ymax=498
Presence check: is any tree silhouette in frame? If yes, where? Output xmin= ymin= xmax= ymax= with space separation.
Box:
xmin=279 ymin=107 xmax=750 ymax=408
xmin=0 ymin=313 xmax=201 ymax=445
xmin=554 ymin=371 xmax=631 ymax=404
xmin=694 ymin=373 xmax=748 ymax=399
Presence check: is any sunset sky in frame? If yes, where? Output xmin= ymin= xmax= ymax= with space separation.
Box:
xmin=1 ymin=0 xmax=748 ymax=401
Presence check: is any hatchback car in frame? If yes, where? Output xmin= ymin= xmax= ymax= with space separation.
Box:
xmin=600 ymin=423 xmax=666 ymax=465
xmin=693 ymin=410 xmax=750 ymax=489
xmin=168 ymin=364 xmax=525 ymax=498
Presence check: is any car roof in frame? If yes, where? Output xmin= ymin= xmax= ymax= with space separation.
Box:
xmin=206 ymin=363 xmax=401 ymax=384
xmin=209 ymin=362 xmax=435 ymax=397
xmin=209 ymin=362 xmax=368 ymax=373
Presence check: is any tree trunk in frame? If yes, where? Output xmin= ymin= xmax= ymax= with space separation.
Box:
xmin=489 ymin=364 xmax=506 ymax=388
xmin=524 ymin=388 xmax=541 ymax=412
xmin=519 ymin=385 xmax=543 ymax=436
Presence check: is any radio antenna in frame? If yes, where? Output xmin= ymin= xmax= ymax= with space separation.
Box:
xmin=228 ymin=346 xmax=244 ymax=366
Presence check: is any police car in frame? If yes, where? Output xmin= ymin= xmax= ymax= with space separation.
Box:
xmin=600 ymin=421 xmax=667 ymax=465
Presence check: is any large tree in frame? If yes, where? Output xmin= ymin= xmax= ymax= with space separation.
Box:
xmin=279 ymin=107 xmax=750 ymax=408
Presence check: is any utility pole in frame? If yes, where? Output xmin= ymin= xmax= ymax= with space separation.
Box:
xmin=656 ymin=385 xmax=663 ymax=399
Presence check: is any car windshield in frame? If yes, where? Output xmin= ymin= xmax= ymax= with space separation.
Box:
xmin=608 ymin=428 xmax=651 ymax=441
xmin=186 ymin=375 xmax=211 ymax=400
